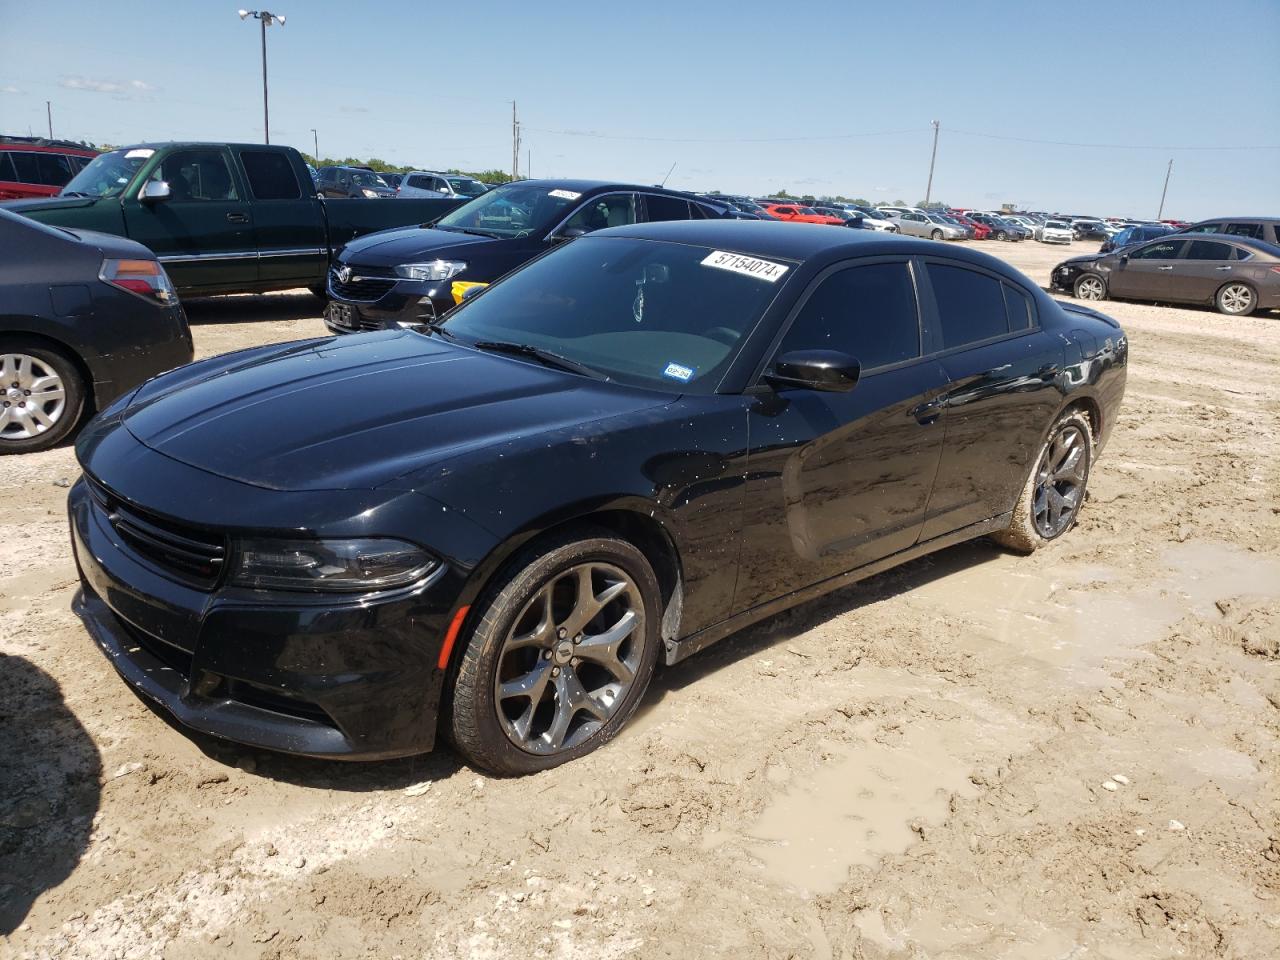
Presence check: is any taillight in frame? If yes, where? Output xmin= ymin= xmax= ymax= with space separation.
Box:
xmin=100 ymin=258 xmax=178 ymax=306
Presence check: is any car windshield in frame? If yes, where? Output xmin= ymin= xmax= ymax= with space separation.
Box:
xmin=799 ymin=207 xmax=820 ymax=215
xmin=60 ymin=148 xmax=152 ymax=198
xmin=435 ymin=182 xmax=583 ymax=238
xmin=437 ymin=236 xmax=792 ymax=393
xmin=351 ymin=171 xmax=389 ymax=188
xmin=445 ymin=176 xmax=487 ymax=197
xmin=1046 ymin=220 xmax=1068 ymax=229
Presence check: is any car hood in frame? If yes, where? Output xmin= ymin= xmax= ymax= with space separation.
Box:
xmin=0 ymin=195 xmax=103 ymax=214
xmin=340 ymin=226 xmax=503 ymax=266
xmin=1060 ymin=252 xmax=1106 ymax=267
xmin=119 ymin=331 xmax=668 ymax=492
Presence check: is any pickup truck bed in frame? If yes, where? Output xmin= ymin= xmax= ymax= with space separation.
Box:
xmin=1 ymin=142 xmax=462 ymax=297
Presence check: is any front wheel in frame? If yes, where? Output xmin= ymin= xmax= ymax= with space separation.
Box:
xmin=991 ymin=409 xmax=1094 ymax=554
xmin=930 ymin=229 xmax=943 ymax=241
xmin=449 ymin=531 xmax=662 ymax=775
xmin=1074 ymin=274 xmax=1107 ymax=301
xmin=995 ymin=230 xmax=1008 ymax=240
xmin=0 ymin=340 xmax=86 ymax=455
xmin=1216 ymin=282 xmax=1256 ymax=316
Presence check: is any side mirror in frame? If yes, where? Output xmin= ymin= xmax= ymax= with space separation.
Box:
xmin=554 ymin=227 xmax=588 ymax=241
xmin=765 ymin=350 xmax=861 ymax=393
xmin=1118 ymin=255 xmax=1129 ymax=266
xmin=140 ymin=180 xmax=171 ymax=202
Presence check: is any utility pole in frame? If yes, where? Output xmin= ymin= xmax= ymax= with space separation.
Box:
xmin=45 ymin=101 xmax=52 ymax=139
xmin=511 ymin=101 xmax=519 ymax=180
xmin=1156 ymin=158 xmax=1173 ymax=220
xmin=924 ymin=120 xmax=940 ymax=206
xmin=527 ymin=149 xmax=531 ymax=179
xmin=311 ymin=128 xmax=318 ymax=162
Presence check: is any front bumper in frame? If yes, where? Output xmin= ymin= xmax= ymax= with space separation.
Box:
xmin=68 ymin=475 xmax=468 ymax=760
xmin=324 ymin=271 xmax=453 ymax=335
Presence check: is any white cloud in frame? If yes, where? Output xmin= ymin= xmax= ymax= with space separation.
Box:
xmin=0 ymin=85 xmax=22 ymax=94
xmin=60 ymin=76 xmax=157 ymax=95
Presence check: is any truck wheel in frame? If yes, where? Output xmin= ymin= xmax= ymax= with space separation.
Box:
xmin=0 ymin=339 xmax=86 ymax=455
xmin=449 ymin=530 xmax=662 ymax=775
xmin=992 ymin=409 xmax=1094 ymax=554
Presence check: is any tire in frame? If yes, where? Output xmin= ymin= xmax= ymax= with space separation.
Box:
xmin=930 ymin=229 xmax=943 ymax=241
xmin=996 ymin=230 xmax=1008 ymax=241
xmin=1215 ymin=281 xmax=1257 ymax=317
xmin=991 ymin=409 xmax=1094 ymax=554
xmin=0 ymin=338 xmax=86 ymax=455
xmin=1074 ymin=274 xmax=1107 ymax=301
xmin=449 ymin=529 xmax=662 ymax=775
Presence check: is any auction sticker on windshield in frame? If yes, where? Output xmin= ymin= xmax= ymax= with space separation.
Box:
xmin=548 ymin=189 xmax=582 ymax=201
xmin=663 ymin=362 xmax=695 ymax=382
xmin=700 ymin=251 xmax=789 ymax=283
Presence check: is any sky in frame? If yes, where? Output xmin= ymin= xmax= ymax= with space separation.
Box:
xmin=1 ymin=0 xmax=1277 ymax=220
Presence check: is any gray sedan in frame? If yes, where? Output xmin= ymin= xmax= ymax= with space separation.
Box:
xmin=892 ymin=211 xmax=967 ymax=240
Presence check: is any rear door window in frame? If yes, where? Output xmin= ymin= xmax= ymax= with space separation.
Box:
xmin=9 ymin=151 xmax=42 ymax=183
xmin=1185 ymin=240 xmax=1234 ymax=261
xmin=643 ymin=194 xmax=692 ymax=222
xmin=1223 ymin=222 xmax=1264 ymax=240
xmin=1185 ymin=222 xmax=1224 ymax=235
xmin=778 ymin=262 xmax=921 ymax=369
xmin=0 ymin=151 xmax=15 ymax=182
xmin=926 ymin=263 xmax=1009 ymax=349
xmin=240 ymin=150 xmax=301 ymax=199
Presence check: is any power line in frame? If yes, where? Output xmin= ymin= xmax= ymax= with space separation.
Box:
xmin=519 ymin=126 xmax=921 ymax=144
xmin=946 ymin=128 xmax=1279 ymax=152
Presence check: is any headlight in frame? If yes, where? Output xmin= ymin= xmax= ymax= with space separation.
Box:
xmin=394 ymin=260 xmax=467 ymax=282
xmin=230 ymin=538 xmax=436 ymax=592
xmin=361 ymin=188 xmax=380 ymax=198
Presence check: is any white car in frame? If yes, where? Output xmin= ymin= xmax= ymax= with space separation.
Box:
xmin=1039 ymin=219 xmax=1074 ymax=244
xmin=396 ymin=171 xmax=490 ymax=200
xmin=844 ymin=207 xmax=898 ymax=232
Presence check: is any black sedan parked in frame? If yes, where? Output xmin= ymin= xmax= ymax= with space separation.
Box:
xmin=70 ymin=221 xmax=1126 ymax=773
xmin=0 ymin=208 xmax=192 ymax=453
xmin=1053 ymin=234 xmax=1280 ymax=316
xmin=323 ymin=180 xmax=731 ymax=332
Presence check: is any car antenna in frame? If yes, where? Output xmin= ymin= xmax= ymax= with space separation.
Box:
xmin=660 ymin=161 xmax=677 ymax=187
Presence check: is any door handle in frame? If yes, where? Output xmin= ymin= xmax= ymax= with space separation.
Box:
xmin=1156 ymin=265 xmax=1173 ymax=270
xmin=226 ymin=212 xmax=250 ymax=224
xmin=911 ymin=397 xmax=944 ymax=425
xmin=1215 ymin=265 xmax=1232 ymax=271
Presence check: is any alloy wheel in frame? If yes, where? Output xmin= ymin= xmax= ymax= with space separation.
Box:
xmin=494 ymin=562 xmax=644 ymax=755
xmin=1075 ymin=276 xmax=1105 ymax=301
xmin=1031 ymin=424 xmax=1088 ymax=539
xmin=1219 ymin=284 xmax=1254 ymax=315
xmin=0 ymin=353 xmax=66 ymax=441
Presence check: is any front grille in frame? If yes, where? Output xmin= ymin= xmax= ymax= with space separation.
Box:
xmin=120 ymin=616 xmax=194 ymax=678
xmin=89 ymin=479 xmax=227 ymax=589
xmin=329 ymin=265 xmax=397 ymax=302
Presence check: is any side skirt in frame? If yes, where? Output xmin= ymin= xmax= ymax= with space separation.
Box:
xmin=663 ymin=512 xmax=1013 ymax=666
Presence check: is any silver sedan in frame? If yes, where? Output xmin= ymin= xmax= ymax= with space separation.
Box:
xmin=892 ymin=211 xmax=967 ymax=240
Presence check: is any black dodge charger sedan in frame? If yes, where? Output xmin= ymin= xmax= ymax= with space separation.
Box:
xmin=70 ymin=221 xmax=1127 ymax=774
xmin=323 ymin=179 xmax=730 ymax=333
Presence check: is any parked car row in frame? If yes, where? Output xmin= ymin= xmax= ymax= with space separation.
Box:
xmin=314 ymin=165 xmax=492 ymax=201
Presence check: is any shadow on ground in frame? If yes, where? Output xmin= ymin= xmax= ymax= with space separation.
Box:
xmin=0 ymin=654 xmax=101 ymax=935
xmin=182 ymin=291 xmax=322 ymax=325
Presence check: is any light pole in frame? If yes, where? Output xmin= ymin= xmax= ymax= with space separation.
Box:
xmin=238 ymin=9 xmax=286 ymax=144
xmin=311 ymin=128 xmax=318 ymax=163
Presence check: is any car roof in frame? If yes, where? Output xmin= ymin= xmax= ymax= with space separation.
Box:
xmin=594 ymin=219 xmax=1034 ymax=273
xmin=1189 ymin=216 xmax=1279 ymax=224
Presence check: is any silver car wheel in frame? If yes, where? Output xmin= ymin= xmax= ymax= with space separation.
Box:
xmin=494 ymin=561 xmax=644 ymax=755
xmin=1075 ymin=276 xmax=1106 ymax=301
xmin=0 ymin=353 xmax=66 ymax=441
xmin=1218 ymin=283 xmax=1254 ymax=315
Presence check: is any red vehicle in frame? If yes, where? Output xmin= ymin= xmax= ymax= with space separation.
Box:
xmin=761 ymin=203 xmax=845 ymax=225
xmin=1160 ymin=219 xmax=1190 ymax=228
xmin=948 ymin=212 xmax=991 ymax=240
xmin=0 ymin=136 xmax=99 ymax=200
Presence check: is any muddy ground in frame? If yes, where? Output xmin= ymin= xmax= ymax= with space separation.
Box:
xmin=2 ymin=240 xmax=1278 ymax=960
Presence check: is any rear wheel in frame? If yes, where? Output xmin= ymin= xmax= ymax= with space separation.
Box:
xmin=992 ymin=409 xmax=1093 ymax=554
xmin=0 ymin=339 xmax=85 ymax=455
xmin=1074 ymin=274 xmax=1107 ymax=301
xmin=449 ymin=531 xmax=662 ymax=775
xmin=1216 ymin=282 xmax=1256 ymax=316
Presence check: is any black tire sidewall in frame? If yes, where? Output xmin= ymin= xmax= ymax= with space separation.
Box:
xmin=0 ymin=338 xmax=85 ymax=455
xmin=450 ymin=533 xmax=662 ymax=775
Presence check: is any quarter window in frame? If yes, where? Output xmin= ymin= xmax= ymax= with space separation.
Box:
xmin=1002 ymin=283 xmax=1033 ymax=330
xmin=778 ymin=262 xmax=920 ymax=369
xmin=1184 ymin=240 xmax=1233 ymax=261
xmin=240 ymin=150 xmax=301 ymax=200
xmin=926 ymin=263 xmax=1008 ymax=349
xmin=149 ymin=149 xmax=239 ymax=201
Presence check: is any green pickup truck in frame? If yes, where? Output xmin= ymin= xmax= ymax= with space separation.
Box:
xmin=1 ymin=142 xmax=461 ymax=298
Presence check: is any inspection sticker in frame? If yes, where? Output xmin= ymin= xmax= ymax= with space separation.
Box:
xmin=662 ymin=362 xmax=695 ymax=382
xmin=700 ymin=250 xmax=789 ymax=283
xmin=125 ymin=148 xmax=155 ymax=159
xmin=548 ymin=189 xmax=582 ymax=201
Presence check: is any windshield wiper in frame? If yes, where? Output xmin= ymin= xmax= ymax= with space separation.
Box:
xmin=471 ymin=340 xmax=606 ymax=380
xmin=60 ymin=191 xmax=89 ymax=198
